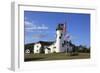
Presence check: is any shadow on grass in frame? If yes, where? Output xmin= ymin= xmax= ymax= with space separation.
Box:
xmin=24 ymin=57 xmax=45 ymax=62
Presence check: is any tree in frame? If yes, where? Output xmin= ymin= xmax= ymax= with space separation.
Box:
xmin=78 ymin=45 xmax=90 ymax=53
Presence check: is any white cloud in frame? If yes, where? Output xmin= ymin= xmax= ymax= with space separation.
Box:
xmin=24 ymin=20 xmax=49 ymax=32
xmin=32 ymin=34 xmax=47 ymax=39
xmin=25 ymin=21 xmax=35 ymax=27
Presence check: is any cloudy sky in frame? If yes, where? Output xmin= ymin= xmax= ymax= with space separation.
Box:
xmin=24 ymin=11 xmax=90 ymax=47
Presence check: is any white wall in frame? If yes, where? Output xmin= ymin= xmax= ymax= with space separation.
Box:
xmin=34 ymin=43 xmax=41 ymax=53
xmin=0 ymin=0 xmax=100 ymax=73
xmin=55 ymin=30 xmax=62 ymax=52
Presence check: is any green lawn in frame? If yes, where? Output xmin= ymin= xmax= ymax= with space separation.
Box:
xmin=24 ymin=53 xmax=90 ymax=62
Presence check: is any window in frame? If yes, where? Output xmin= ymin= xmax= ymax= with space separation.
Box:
xmin=36 ymin=50 xmax=38 ymax=52
xmin=53 ymin=47 xmax=56 ymax=49
xmin=59 ymin=33 xmax=62 ymax=39
xmin=37 ymin=45 xmax=38 ymax=48
xmin=59 ymin=36 xmax=61 ymax=39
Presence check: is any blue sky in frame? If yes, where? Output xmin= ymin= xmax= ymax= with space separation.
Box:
xmin=24 ymin=11 xmax=90 ymax=47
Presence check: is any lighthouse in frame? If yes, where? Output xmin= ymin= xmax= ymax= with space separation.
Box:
xmin=55 ymin=24 xmax=65 ymax=52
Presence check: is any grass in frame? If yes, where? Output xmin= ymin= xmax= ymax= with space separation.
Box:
xmin=24 ymin=53 xmax=90 ymax=62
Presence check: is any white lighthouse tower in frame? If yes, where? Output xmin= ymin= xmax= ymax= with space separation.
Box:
xmin=55 ymin=24 xmax=65 ymax=52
